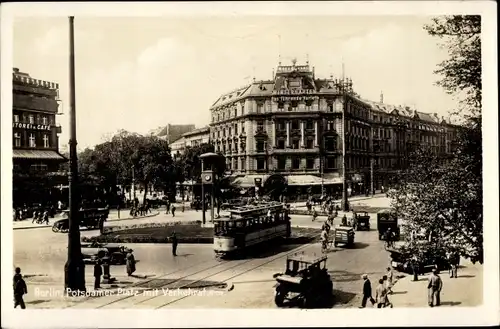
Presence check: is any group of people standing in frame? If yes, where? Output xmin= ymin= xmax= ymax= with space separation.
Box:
xmin=360 ymin=267 xmax=395 ymax=308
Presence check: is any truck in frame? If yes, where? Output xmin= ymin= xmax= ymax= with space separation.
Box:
xmin=376 ymin=209 xmax=400 ymax=241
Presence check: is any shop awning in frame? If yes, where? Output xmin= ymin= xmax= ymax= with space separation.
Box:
xmin=13 ymin=149 xmax=67 ymax=160
xmin=287 ymin=174 xmax=343 ymax=186
xmin=287 ymin=175 xmax=323 ymax=186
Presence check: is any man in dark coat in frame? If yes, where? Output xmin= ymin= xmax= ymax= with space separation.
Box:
xmin=13 ymin=267 xmax=27 ymax=309
xmin=94 ymin=260 xmax=103 ymax=290
xmin=360 ymin=274 xmax=375 ymax=308
xmin=171 ymin=232 xmax=178 ymax=256
xmin=171 ymin=204 xmax=176 ymax=217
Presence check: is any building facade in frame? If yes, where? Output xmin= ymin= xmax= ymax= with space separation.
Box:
xmin=208 ymin=60 xmax=458 ymax=196
xmin=170 ymin=126 xmax=211 ymax=158
xmin=12 ymin=68 xmax=66 ymax=206
xmin=156 ymin=123 xmax=196 ymax=144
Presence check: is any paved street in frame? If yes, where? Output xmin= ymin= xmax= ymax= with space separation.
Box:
xmin=12 ymin=196 xmax=480 ymax=309
xmin=13 ymin=203 xmax=391 ymax=309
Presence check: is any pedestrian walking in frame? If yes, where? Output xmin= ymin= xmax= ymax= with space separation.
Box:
xmin=42 ymin=210 xmax=50 ymax=225
xmin=182 ymin=203 xmax=185 ymax=213
xmin=13 ymin=267 xmax=27 ymax=309
xmin=126 ymin=251 xmax=136 ymax=276
xmin=386 ymin=267 xmax=394 ymax=294
xmin=171 ymin=232 xmax=178 ymax=256
xmin=93 ymin=260 xmax=103 ymax=290
xmin=171 ymin=204 xmax=176 ymax=217
xmin=341 ymin=214 xmax=347 ymax=226
xmin=375 ymin=278 xmax=388 ymax=308
xmin=360 ymin=274 xmax=376 ymax=308
xmin=411 ymin=255 xmax=419 ymax=281
xmin=166 ymin=202 xmax=171 ymax=214
xmin=427 ymin=268 xmax=443 ymax=307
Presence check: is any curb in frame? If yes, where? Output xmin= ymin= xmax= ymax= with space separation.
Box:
xmin=12 ymin=212 xmax=160 ymax=231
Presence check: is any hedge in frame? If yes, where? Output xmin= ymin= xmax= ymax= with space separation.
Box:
xmin=103 ymin=220 xmax=202 ymax=234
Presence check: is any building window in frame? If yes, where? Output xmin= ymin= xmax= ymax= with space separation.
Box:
xmin=306 ymin=139 xmax=314 ymax=149
xmin=257 ymin=159 xmax=265 ymax=170
xmin=277 ymin=121 xmax=286 ymax=131
xmin=234 ymin=108 xmax=237 ymax=117
xmin=43 ymin=134 xmax=50 ymax=148
xmin=257 ymin=104 xmax=264 ymax=113
xmin=29 ymin=133 xmax=36 ymax=147
xmin=256 ymin=121 xmax=264 ymax=131
xmin=234 ymin=123 xmax=238 ymax=135
xmin=14 ymin=133 xmax=21 ymax=147
xmin=234 ymin=159 xmax=238 ymax=170
xmin=325 ymin=138 xmax=336 ymax=151
xmin=306 ymin=121 xmax=314 ymax=130
xmin=292 ymin=157 xmax=301 ymax=169
xmin=278 ymin=102 xmax=284 ymax=111
xmin=241 ymin=122 xmax=245 ymax=133
xmin=291 ymin=120 xmax=299 ymax=130
xmin=278 ymin=157 xmax=286 ymax=170
xmin=14 ymin=114 xmax=20 ymax=123
xmin=328 ymin=103 xmax=334 ymax=112
xmin=327 ymin=157 xmax=336 ymax=169
xmin=241 ymin=158 xmax=246 ymax=170
xmin=256 ymin=141 xmax=265 ymax=152
xmin=291 ymin=139 xmax=300 ymax=149
xmin=327 ymin=120 xmax=335 ymax=131
xmin=228 ymin=127 xmax=232 ymax=136
xmin=29 ymin=115 xmax=35 ymax=124
xmin=30 ymin=163 xmax=48 ymax=172
xmin=306 ymin=158 xmax=315 ymax=169
xmin=276 ymin=139 xmax=285 ymax=149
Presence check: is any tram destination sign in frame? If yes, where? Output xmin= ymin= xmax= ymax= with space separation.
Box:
xmin=13 ymin=122 xmax=51 ymax=131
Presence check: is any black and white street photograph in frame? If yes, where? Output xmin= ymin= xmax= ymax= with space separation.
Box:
xmin=1 ymin=2 xmax=498 ymax=328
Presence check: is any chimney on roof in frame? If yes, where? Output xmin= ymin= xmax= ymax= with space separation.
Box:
xmin=380 ymin=91 xmax=384 ymax=104
xmin=272 ymin=68 xmax=275 ymax=79
xmin=312 ymin=66 xmax=315 ymax=79
xmin=13 ymin=68 xmax=19 ymax=73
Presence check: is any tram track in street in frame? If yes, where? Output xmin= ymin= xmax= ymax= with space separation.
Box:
xmin=65 ymin=232 xmax=320 ymax=309
xmin=152 ymin=232 xmax=320 ymax=309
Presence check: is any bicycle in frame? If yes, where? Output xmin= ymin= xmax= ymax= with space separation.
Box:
xmin=321 ymin=238 xmax=334 ymax=253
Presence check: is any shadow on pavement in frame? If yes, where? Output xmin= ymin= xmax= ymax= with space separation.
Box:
xmin=391 ymin=291 xmax=407 ymax=295
xmin=457 ymin=275 xmax=475 ymax=278
xmin=440 ymin=301 xmax=462 ymax=306
xmin=331 ymin=289 xmax=357 ymax=307
xmin=349 ymin=242 xmax=369 ymax=250
xmin=329 ymin=270 xmax=365 ymax=283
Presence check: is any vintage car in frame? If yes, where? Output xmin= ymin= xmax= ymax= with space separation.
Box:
xmin=81 ymin=241 xmax=132 ymax=265
xmin=333 ymin=226 xmax=355 ymax=247
xmin=273 ymin=253 xmax=333 ymax=308
xmin=388 ymin=245 xmax=451 ymax=274
xmin=52 ymin=208 xmax=109 ymax=233
xmin=354 ymin=212 xmax=370 ymax=231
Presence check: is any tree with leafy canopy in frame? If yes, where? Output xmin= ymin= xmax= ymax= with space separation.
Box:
xmin=77 ymin=130 xmax=176 ymax=205
xmin=387 ymin=16 xmax=483 ymax=264
xmin=424 ymin=15 xmax=481 ymax=118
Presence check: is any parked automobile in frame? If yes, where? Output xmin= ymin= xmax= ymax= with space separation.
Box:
xmin=81 ymin=242 xmax=132 ymax=265
xmin=273 ymin=254 xmax=332 ymax=308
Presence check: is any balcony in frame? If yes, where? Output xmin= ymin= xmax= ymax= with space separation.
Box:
xmin=272 ymin=147 xmax=320 ymax=154
xmin=13 ymin=94 xmax=59 ymax=112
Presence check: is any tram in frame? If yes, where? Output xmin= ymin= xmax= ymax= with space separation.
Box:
xmin=213 ymin=202 xmax=291 ymax=259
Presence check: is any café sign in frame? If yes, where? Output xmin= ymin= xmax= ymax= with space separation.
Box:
xmin=272 ymin=89 xmax=315 ymax=96
xmin=13 ymin=122 xmax=51 ymax=131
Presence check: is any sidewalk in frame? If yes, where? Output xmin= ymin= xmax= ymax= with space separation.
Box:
xmin=389 ymin=259 xmax=483 ymax=307
xmin=12 ymin=210 xmax=160 ymax=231
xmin=289 ymin=192 xmax=388 ymax=208
xmin=21 ymin=271 xmax=154 ymax=309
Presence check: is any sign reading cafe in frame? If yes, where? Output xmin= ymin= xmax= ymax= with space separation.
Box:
xmin=13 ymin=122 xmax=51 ymax=131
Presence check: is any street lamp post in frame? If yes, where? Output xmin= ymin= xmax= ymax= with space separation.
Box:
xmin=335 ymin=76 xmax=351 ymax=212
xmin=64 ymin=16 xmax=86 ymax=293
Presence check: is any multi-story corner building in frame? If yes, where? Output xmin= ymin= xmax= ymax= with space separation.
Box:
xmin=170 ymin=126 xmax=211 ymax=158
xmin=208 ymin=60 xmax=458 ymax=198
xmin=12 ymin=68 xmax=66 ymax=206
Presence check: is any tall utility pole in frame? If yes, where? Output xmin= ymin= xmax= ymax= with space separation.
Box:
xmin=340 ymin=63 xmax=350 ymax=212
xmin=64 ymin=16 xmax=86 ymax=293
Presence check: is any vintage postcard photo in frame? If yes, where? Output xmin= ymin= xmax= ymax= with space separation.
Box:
xmin=1 ymin=1 xmax=498 ymax=328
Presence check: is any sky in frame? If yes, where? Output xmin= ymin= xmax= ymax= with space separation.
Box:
xmin=13 ymin=15 xmax=458 ymax=150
